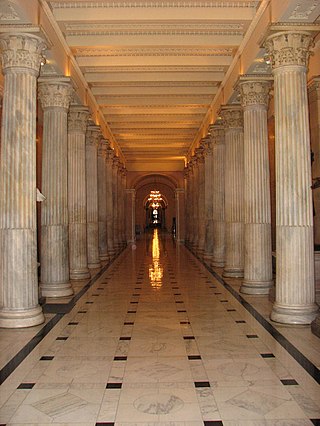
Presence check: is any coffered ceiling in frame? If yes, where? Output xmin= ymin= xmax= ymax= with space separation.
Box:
xmin=1 ymin=0 xmax=320 ymax=171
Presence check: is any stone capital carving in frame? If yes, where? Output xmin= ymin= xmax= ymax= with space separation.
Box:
xmin=68 ymin=105 xmax=90 ymax=133
xmin=209 ymin=124 xmax=225 ymax=145
xmin=201 ymin=137 xmax=213 ymax=155
xmin=219 ymin=106 xmax=243 ymax=129
xmin=264 ymin=31 xmax=314 ymax=70
xmin=38 ymin=77 xmax=73 ymax=110
xmin=113 ymin=156 xmax=120 ymax=168
xmin=86 ymin=125 xmax=101 ymax=147
xmin=0 ymin=33 xmax=47 ymax=76
xmin=98 ymin=138 xmax=108 ymax=158
xmin=106 ymin=147 xmax=115 ymax=162
xmin=195 ymin=146 xmax=205 ymax=163
xmin=308 ymin=76 xmax=320 ymax=102
xmin=238 ymin=80 xmax=272 ymax=108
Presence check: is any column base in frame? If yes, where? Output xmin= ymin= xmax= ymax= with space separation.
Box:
xmin=88 ymin=261 xmax=102 ymax=269
xmin=223 ymin=267 xmax=244 ymax=278
xmin=70 ymin=269 xmax=91 ymax=281
xmin=211 ymin=259 xmax=224 ymax=268
xmin=99 ymin=253 xmax=109 ymax=262
xmin=0 ymin=305 xmax=45 ymax=329
xmin=240 ymin=279 xmax=273 ymax=295
xmin=40 ymin=281 xmax=74 ymax=298
xmin=270 ymin=302 xmax=319 ymax=325
xmin=311 ymin=314 xmax=320 ymax=338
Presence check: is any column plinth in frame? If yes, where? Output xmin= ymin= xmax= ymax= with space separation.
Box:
xmin=238 ymin=78 xmax=273 ymax=295
xmin=68 ymin=105 xmax=90 ymax=280
xmin=221 ymin=106 xmax=244 ymax=278
xmin=38 ymin=77 xmax=73 ymax=298
xmin=0 ymin=32 xmax=47 ymax=327
xmin=264 ymin=27 xmax=319 ymax=324
xmin=86 ymin=125 xmax=101 ymax=269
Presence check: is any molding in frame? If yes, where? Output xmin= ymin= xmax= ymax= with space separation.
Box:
xmin=89 ymin=81 xmax=218 ymax=87
xmin=73 ymin=47 xmax=234 ymax=57
xmin=50 ymin=1 xmax=260 ymax=9
xmin=0 ymin=1 xmax=20 ymax=21
xmin=84 ymin=65 xmax=225 ymax=73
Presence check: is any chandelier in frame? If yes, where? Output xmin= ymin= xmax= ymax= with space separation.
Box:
xmin=147 ymin=190 xmax=163 ymax=209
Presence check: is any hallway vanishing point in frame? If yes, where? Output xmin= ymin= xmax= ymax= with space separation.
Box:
xmin=0 ymin=230 xmax=320 ymax=425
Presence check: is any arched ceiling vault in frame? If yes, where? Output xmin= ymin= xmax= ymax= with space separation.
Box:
xmin=1 ymin=0 xmax=320 ymax=172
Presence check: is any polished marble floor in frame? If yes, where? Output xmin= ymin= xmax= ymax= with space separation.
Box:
xmin=0 ymin=229 xmax=320 ymax=426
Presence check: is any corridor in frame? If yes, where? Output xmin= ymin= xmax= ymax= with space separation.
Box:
xmin=0 ymin=230 xmax=320 ymax=425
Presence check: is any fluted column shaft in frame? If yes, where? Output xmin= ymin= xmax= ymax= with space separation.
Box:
xmin=221 ymin=106 xmax=244 ymax=278
xmin=211 ymin=125 xmax=226 ymax=268
xmin=126 ymin=189 xmax=136 ymax=244
xmin=112 ymin=157 xmax=120 ymax=251
xmin=68 ymin=105 xmax=90 ymax=280
xmin=0 ymin=32 xmax=47 ymax=328
xmin=191 ymin=158 xmax=199 ymax=250
xmin=86 ymin=125 xmax=101 ymax=269
xmin=183 ymin=167 xmax=190 ymax=244
xmin=238 ymin=78 xmax=273 ymax=294
xmin=38 ymin=77 xmax=73 ymax=297
xmin=97 ymin=138 xmax=108 ymax=261
xmin=203 ymin=137 xmax=214 ymax=263
xmin=197 ymin=147 xmax=206 ymax=256
xmin=264 ymin=28 xmax=318 ymax=324
xmin=106 ymin=147 xmax=115 ymax=256
xmin=175 ymin=188 xmax=185 ymax=243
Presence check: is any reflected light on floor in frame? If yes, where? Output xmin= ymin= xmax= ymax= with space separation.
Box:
xmin=149 ymin=229 xmax=163 ymax=289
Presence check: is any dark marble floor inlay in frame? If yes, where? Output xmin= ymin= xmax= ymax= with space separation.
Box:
xmin=310 ymin=420 xmax=320 ymax=425
xmin=127 ymin=311 xmax=136 ymax=314
xmin=56 ymin=336 xmax=68 ymax=341
xmin=246 ymin=334 xmax=259 ymax=338
xmin=188 ymin=355 xmax=202 ymax=360
xmin=180 ymin=321 xmax=190 ymax=324
xmin=281 ymin=379 xmax=299 ymax=385
xmin=227 ymin=309 xmax=236 ymax=312
xmin=220 ymin=300 xmax=228 ymax=302
xmin=124 ymin=322 xmax=134 ymax=325
xmin=40 ymin=356 xmax=54 ymax=361
xmin=178 ymin=310 xmax=187 ymax=313
xmin=68 ymin=322 xmax=78 ymax=325
xmin=119 ymin=337 xmax=131 ymax=340
xmin=236 ymin=320 xmax=246 ymax=323
xmin=85 ymin=301 xmax=94 ymax=304
xmin=95 ymin=423 xmax=115 ymax=426
xmin=17 ymin=383 xmax=35 ymax=389
xmin=203 ymin=421 xmax=223 ymax=426
xmin=78 ymin=310 xmax=87 ymax=313
xmin=261 ymin=353 xmax=275 ymax=358
xmin=114 ymin=356 xmax=127 ymax=361
xmin=184 ymin=336 xmax=195 ymax=340
xmin=106 ymin=383 xmax=122 ymax=389
xmin=194 ymin=381 xmax=210 ymax=387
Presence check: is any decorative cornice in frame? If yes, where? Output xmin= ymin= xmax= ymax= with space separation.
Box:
xmin=68 ymin=105 xmax=90 ymax=133
xmin=51 ymin=1 xmax=259 ymax=9
xmin=85 ymin=65 xmax=225 ymax=73
xmin=0 ymin=33 xmax=47 ymax=75
xmin=73 ymin=47 xmax=234 ymax=57
xmin=90 ymin=81 xmax=218 ymax=87
xmin=38 ymin=77 xmax=73 ymax=110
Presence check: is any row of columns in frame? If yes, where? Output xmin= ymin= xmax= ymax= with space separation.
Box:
xmin=185 ymin=26 xmax=319 ymax=326
xmin=0 ymin=31 xmax=127 ymax=328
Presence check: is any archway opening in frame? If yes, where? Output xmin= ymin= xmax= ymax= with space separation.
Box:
xmin=144 ymin=189 xmax=168 ymax=230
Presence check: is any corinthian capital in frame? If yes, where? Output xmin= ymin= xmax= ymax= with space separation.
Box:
xmin=263 ymin=24 xmax=320 ymax=70
xmin=219 ymin=105 xmax=243 ymax=129
xmin=238 ymin=78 xmax=272 ymax=108
xmin=86 ymin=125 xmax=101 ymax=147
xmin=0 ymin=32 xmax=47 ymax=75
xmin=38 ymin=77 xmax=73 ymax=110
xmin=68 ymin=105 xmax=90 ymax=134
xmin=209 ymin=123 xmax=225 ymax=145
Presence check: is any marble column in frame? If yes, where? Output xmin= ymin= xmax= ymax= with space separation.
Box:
xmin=187 ymin=161 xmax=195 ymax=248
xmin=126 ymin=189 xmax=136 ymax=244
xmin=263 ymin=26 xmax=319 ymax=324
xmin=106 ymin=146 xmax=115 ymax=256
xmin=175 ymin=188 xmax=185 ymax=243
xmin=238 ymin=77 xmax=273 ymax=294
xmin=97 ymin=138 xmax=109 ymax=262
xmin=196 ymin=147 xmax=205 ymax=256
xmin=120 ymin=166 xmax=126 ymax=247
xmin=203 ymin=136 xmax=214 ymax=264
xmin=210 ymin=124 xmax=226 ymax=268
xmin=85 ymin=124 xmax=101 ymax=269
xmin=38 ymin=76 xmax=73 ymax=297
xmin=68 ymin=105 xmax=90 ymax=280
xmin=0 ymin=32 xmax=47 ymax=328
xmin=220 ymin=106 xmax=244 ymax=278
xmin=183 ymin=167 xmax=190 ymax=245
xmin=112 ymin=156 xmax=120 ymax=252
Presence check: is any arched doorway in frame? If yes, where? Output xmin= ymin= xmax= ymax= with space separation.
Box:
xmin=144 ymin=190 xmax=168 ymax=230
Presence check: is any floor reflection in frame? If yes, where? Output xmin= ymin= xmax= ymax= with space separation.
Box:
xmin=148 ymin=229 xmax=163 ymax=289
